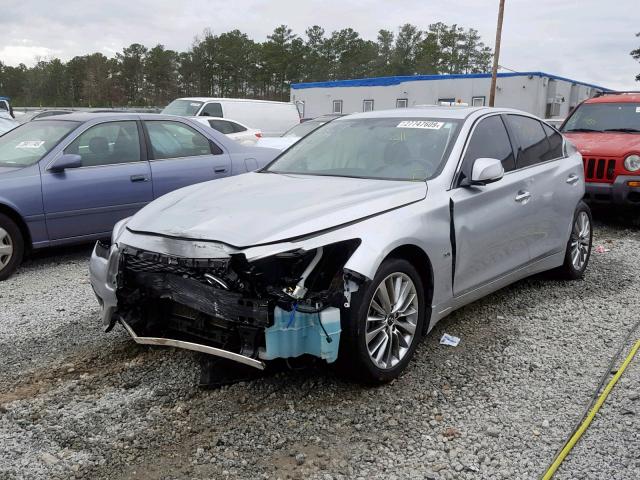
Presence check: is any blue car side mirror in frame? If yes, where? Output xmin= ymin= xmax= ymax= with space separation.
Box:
xmin=49 ymin=153 xmax=82 ymax=172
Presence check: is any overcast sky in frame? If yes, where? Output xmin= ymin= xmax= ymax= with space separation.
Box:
xmin=1 ymin=0 xmax=638 ymax=90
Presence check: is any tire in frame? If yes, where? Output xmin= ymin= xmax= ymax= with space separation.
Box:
xmin=0 ymin=213 xmax=24 ymax=281
xmin=554 ymin=201 xmax=592 ymax=280
xmin=337 ymin=257 xmax=426 ymax=384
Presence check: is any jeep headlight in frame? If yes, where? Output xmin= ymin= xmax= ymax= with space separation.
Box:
xmin=624 ymin=154 xmax=640 ymax=172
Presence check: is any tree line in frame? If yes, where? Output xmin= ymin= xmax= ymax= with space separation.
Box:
xmin=0 ymin=23 xmax=493 ymax=108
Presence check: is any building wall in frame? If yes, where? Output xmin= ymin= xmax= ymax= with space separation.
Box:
xmin=291 ymin=74 xmax=599 ymax=120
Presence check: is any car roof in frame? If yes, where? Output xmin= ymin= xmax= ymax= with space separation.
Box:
xmin=32 ymin=112 xmax=198 ymax=123
xmin=174 ymin=97 xmax=293 ymax=105
xmin=334 ymin=106 xmax=523 ymax=121
xmin=584 ymin=92 xmax=640 ymax=104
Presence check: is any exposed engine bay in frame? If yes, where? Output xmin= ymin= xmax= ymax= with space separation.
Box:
xmin=110 ymin=239 xmax=362 ymax=367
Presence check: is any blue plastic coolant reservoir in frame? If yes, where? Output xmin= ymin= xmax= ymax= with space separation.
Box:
xmin=260 ymin=306 xmax=341 ymax=363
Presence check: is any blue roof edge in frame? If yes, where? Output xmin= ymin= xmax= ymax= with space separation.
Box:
xmin=290 ymin=71 xmax=611 ymax=92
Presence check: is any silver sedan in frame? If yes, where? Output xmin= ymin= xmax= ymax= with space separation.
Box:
xmin=90 ymin=106 xmax=592 ymax=384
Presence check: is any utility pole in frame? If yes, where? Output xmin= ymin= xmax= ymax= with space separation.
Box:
xmin=489 ymin=0 xmax=506 ymax=107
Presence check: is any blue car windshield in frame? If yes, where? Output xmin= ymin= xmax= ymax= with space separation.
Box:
xmin=0 ymin=120 xmax=79 ymax=167
xmin=267 ymin=117 xmax=462 ymax=181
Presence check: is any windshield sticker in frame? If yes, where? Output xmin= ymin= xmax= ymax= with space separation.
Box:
xmin=15 ymin=141 xmax=45 ymax=149
xmin=636 ymin=107 xmax=640 ymax=113
xmin=397 ymin=120 xmax=444 ymax=129
xmin=190 ymin=102 xmax=201 ymax=107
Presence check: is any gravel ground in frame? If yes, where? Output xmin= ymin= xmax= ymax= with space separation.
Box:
xmin=0 ymin=220 xmax=639 ymax=480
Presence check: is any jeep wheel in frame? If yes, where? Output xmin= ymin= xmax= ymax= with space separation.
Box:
xmin=338 ymin=258 xmax=425 ymax=384
xmin=0 ymin=214 xmax=24 ymax=281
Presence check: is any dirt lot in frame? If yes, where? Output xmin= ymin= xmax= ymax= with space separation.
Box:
xmin=0 ymin=219 xmax=639 ymax=480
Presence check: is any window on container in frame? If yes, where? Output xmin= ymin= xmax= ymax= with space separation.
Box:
xmin=396 ymin=98 xmax=408 ymax=108
xmin=332 ymin=100 xmax=343 ymax=114
xmin=363 ymin=100 xmax=374 ymax=112
xmin=472 ymin=96 xmax=486 ymax=107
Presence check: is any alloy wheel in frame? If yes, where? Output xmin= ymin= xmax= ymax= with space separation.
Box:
xmin=366 ymin=272 xmax=419 ymax=369
xmin=0 ymin=227 xmax=14 ymax=270
xmin=570 ymin=211 xmax=590 ymax=270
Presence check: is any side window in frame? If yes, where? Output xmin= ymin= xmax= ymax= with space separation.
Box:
xmin=146 ymin=120 xmax=218 ymax=159
xmin=200 ymin=102 xmax=223 ymax=117
xmin=64 ymin=121 xmax=140 ymax=167
xmin=231 ymin=121 xmax=247 ymax=133
xmin=461 ymin=115 xmax=516 ymax=179
xmin=507 ymin=115 xmax=550 ymax=168
xmin=542 ymin=123 xmax=564 ymax=160
xmin=208 ymin=120 xmax=235 ymax=135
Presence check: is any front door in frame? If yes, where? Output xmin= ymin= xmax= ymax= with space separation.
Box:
xmin=144 ymin=119 xmax=230 ymax=198
xmin=450 ymin=114 xmax=532 ymax=296
xmin=41 ymin=120 xmax=152 ymax=240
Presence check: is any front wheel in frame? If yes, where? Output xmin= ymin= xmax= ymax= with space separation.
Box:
xmin=554 ymin=202 xmax=592 ymax=280
xmin=337 ymin=258 xmax=426 ymax=384
xmin=0 ymin=213 xmax=25 ymax=281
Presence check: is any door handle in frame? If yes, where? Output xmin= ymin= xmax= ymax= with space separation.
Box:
xmin=130 ymin=175 xmax=149 ymax=183
xmin=566 ymin=174 xmax=580 ymax=185
xmin=515 ymin=191 xmax=531 ymax=203
xmin=214 ymin=168 xmax=227 ymax=174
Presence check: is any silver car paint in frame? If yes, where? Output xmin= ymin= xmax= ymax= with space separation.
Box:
xmin=90 ymin=106 xmax=584 ymax=336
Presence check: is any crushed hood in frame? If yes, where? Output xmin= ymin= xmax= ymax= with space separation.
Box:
xmin=127 ymin=172 xmax=427 ymax=247
xmin=564 ymin=132 xmax=640 ymax=157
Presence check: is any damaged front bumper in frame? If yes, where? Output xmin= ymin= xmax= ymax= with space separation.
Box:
xmin=89 ymin=235 xmax=361 ymax=369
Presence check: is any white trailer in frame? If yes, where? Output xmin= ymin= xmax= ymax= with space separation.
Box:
xmin=290 ymin=71 xmax=609 ymax=120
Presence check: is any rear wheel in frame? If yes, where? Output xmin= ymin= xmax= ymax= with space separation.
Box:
xmin=554 ymin=202 xmax=592 ymax=280
xmin=338 ymin=258 xmax=425 ymax=384
xmin=0 ymin=213 xmax=24 ymax=281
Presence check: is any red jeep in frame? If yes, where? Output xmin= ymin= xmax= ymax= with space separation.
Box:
xmin=561 ymin=92 xmax=640 ymax=220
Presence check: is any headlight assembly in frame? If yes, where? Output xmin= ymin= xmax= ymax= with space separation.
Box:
xmin=624 ymin=154 xmax=640 ymax=172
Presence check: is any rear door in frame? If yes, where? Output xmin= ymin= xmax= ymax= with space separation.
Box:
xmin=450 ymin=114 xmax=533 ymax=296
xmin=504 ymin=115 xmax=575 ymax=261
xmin=143 ymin=119 xmax=230 ymax=198
xmin=41 ymin=120 xmax=152 ymax=240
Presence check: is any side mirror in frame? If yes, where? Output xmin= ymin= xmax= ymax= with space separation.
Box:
xmin=49 ymin=153 xmax=82 ymax=172
xmin=468 ymin=157 xmax=504 ymax=186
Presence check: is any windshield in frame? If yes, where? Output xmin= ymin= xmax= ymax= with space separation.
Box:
xmin=162 ymin=99 xmax=204 ymax=116
xmin=282 ymin=119 xmax=328 ymax=138
xmin=0 ymin=120 xmax=79 ymax=167
xmin=267 ymin=117 xmax=462 ymax=181
xmin=562 ymin=102 xmax=640 ymax=133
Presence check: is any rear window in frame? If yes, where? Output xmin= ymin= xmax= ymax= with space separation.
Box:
xmin=506 ymin=115 xmax=549 ymax=168
xmin=562 ymin=102 xmax=640 ymax=133
xmin=162 ymin=100 xmax=204 ymax=116
xmin=542 ymin=123 xmax=564 ymax=160
xmin=0 ymin=120 xmax=78 ymax=167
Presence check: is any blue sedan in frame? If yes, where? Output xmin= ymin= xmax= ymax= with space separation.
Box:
xmin=0 ymin=113 xmax=279 ymax=280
